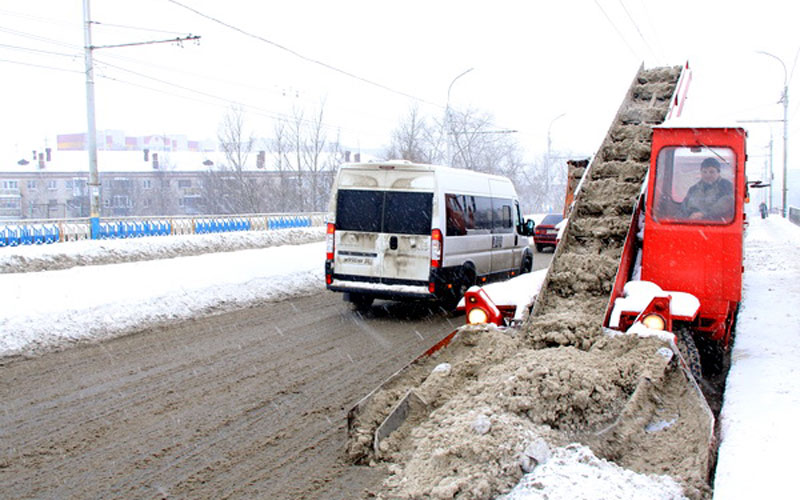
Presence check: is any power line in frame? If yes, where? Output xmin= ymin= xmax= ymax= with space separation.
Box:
xmin=92 ymin=59 xmax=386 ymax=139
xmin=617 ymin=0 xmax=659 ymax=63
xmin=164 ymin=0 xmax=441 ymax=109
xmin=0 ymin=42 xmax=80 ymax=59
xmin=89 ymin=20 xmax=189 ymax=37
xmin=636 ymin=0 xmax=667 ymax=63
xmin=593 ymin=0 xmax=640 ymax=60
xmin=0 ymin=56 xmax=83 ymax=74
xmin=0 ymin=24 xmax=81 ymax=50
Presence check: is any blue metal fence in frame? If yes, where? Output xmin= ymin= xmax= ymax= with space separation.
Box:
xmin=0 ymin=212 xmax=325 ymax=247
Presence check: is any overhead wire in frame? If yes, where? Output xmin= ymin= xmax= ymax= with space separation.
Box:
xmin=617 ymin=0 xmax=660 ymax=64
xmin=636 ymin=0 xmax=667 ymax=64
xmin=91 ymin=58 xmax=388 ymax=139
xmin=0 ymin=15 xmax=388 ymax=141
xmin=593 ymin=0 xmax=640 ymax=61
xmin=163 ymin=0 xmax=442 ymax=109
xmin=0 ymin=56 xmax=83 ymax=74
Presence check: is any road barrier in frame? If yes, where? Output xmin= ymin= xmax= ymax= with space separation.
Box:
xmin=0 ymin=212 xmax=325 ymax=247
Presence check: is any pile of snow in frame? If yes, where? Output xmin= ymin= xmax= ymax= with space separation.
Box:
xmin=0 ymin=229 xmax=325 ymax=357
xmin=500 ymin=443 xmax=686 ymax=500
xmin=0 ymin=226 xmax=325 ymax=274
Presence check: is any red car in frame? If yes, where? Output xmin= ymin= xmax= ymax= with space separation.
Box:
xmin=533 ymin=213 xmax=563 ymax=252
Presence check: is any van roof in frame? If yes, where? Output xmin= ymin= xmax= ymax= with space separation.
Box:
xmin=340 ymin=160 xmax=510 ymax=180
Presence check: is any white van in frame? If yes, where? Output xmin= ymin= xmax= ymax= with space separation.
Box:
xmin=324 ymin=161 xmax=535 ymax=308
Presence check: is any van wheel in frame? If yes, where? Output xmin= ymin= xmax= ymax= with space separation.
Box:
xmin=520 ymin=253 xmax=533 ymax=274
xmin=349 ymin=293 xmax=374 ymax=311
xmin=444 ymin=266 xmax=475 ymax=310
xmin=535 ymin=243 xmax=543 ymax=252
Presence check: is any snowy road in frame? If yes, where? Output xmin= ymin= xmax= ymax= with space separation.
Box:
xmin=0 ymin=292 xmax=457 ymax=498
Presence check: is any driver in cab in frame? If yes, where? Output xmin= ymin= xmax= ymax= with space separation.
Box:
xmin=681 ymin=157 xmax=734 ymax=221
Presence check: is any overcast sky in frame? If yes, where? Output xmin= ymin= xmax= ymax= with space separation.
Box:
xmin=1 ymin=0 xmax=798 ymax=179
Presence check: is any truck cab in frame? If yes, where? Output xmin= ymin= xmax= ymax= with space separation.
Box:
xmin=642 ymin=126 xmax=747 ymax=348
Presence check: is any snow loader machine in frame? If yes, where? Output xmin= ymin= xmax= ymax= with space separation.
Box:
xmin=346 ymin=63 xmax=750 ymax=490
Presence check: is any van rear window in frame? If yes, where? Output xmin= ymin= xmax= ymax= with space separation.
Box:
xmin=336 ymin=189 xmax=432 ymax=235
xmin=384 ymin=192 xmax=433 ymax=234
xmin=336 ymin=190 xmax=382 ymax=232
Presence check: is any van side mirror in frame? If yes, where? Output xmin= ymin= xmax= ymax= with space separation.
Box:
xmin=521 ymin=219 xmax=535 ymax=236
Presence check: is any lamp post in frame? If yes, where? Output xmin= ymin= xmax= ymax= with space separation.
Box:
xmin=445 ymin=68 xmax=473 ymax=165
xmin=546 ymin=113 xmax=566 ymax=209
xmin=757 ymin=51 xmax=789 ymax=218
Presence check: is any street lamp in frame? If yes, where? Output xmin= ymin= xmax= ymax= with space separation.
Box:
xmin=757 ymin=50 xmax=789 ymax=218
xmin=546 ymin=113 xmax=566 ymax=208
xmin=445 ymin=68 xmax=473 ymax=165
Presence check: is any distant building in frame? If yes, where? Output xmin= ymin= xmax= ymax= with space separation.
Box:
xmin=0 ymin=149 xmax=274 ymax=219
xmin=0 ymin=131 xmax=373 ymax=220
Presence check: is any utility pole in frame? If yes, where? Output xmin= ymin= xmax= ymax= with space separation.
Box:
xmin=82 ymin=0 xmax=200 ymax=237
xmin=83 ymin=0 xmax=100 ymax=237
xmin=547 ymin=113 xmax=566 ymax=211
xmin=757 ymin=51 xmax=789 ymax=218
xmin=769 ymin=133 xmax=774 ymax=212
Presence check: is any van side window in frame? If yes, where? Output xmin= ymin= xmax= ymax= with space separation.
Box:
xmin=473 ymin=196 xmax=493 ymax=231
xmin=492 ymin=199 xmax=513 ymax=233
xmin=445 ymin=194 xmax=468 ymax=236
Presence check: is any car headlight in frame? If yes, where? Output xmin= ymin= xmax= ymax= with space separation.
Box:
xmin=642 ymin=313 xmax=666 ymax=330
xmin=467 ymin=307 xmax=490 ymax=325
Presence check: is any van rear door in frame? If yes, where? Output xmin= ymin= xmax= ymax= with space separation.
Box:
xmin=334 ymin=189 xmax=433 ymax=284
xmin=334 ymin=190 xmax=384 ymax=280
xmin=380 ymin=191 xmax=433 ymax=281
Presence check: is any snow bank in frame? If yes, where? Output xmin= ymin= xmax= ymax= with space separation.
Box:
xmin=0 ymin=230 xmax=326 ymax=357
xmin=0 ymin=226 xmax=325 ymax=274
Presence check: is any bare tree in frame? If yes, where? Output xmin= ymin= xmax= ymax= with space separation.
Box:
xmin=383 ymin=105 xmax=566 ymax=214
xmin=280 ymin=102 xmax=344 ymax=212
xmin=204 ymin=105 xmax=267 ymax=214
xmin=383 ymin=105 xmax=440 ymax=163
xmin=268 ymin=118 xmax=294 ymax=212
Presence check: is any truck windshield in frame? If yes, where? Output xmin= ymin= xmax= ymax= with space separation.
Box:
xmin=652 ymin=146 xmax=735 ymax=224
xmin=336 ymin=189 xmax=433 ymax=235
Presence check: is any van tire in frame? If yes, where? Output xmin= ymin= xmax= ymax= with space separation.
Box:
xmin=520 ymin=252 xmax=533 ymax=274
xmin=443 ymin=265 xmax=476 ymax=310
xmin=348 ymin=293 xmax=374 ymax=311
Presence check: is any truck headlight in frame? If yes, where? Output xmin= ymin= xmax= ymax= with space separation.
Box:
xmin=642 ymin=314 xmax=666 ymax=330
xmin=467 ymin=308 xmax=490 ymax=325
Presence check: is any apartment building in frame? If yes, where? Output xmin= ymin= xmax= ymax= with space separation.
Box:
xmin=0 ymin=149 xmax=267 ymax=219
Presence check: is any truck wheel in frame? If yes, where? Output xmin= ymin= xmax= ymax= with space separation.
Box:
xmin=675 ymin=325 xmax=703 ymax=382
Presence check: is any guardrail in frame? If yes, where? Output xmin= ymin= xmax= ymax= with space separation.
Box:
xmin=0 ymin=212 xmax=326 ymax=247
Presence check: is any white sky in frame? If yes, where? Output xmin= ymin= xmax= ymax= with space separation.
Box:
xmin=1 ymin=0 xmax=798 ymax=176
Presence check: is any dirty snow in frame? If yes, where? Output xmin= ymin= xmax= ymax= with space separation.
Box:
xmin=0 ymin=214 xmax=798 ymax=499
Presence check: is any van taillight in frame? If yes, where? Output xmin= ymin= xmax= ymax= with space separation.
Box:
xmin=430 ymin=229 xmax=442 ymax=268
xmin=326 ymin=223 xmax=335 ymax=260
